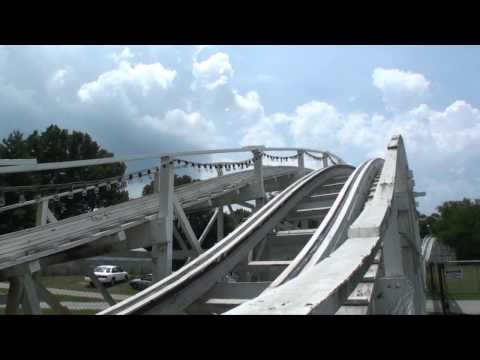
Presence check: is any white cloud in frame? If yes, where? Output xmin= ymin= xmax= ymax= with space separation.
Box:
xmin=238 ymin=81 xmax=480 ymax=213
xmin=193 ymin=45 xmax=213 ymax=60
xmin=373 ymin=67 xmax=430 ymax=112
xmin=112 ymin=47 xmax=135 ymax=63
xmin=429 ymin=100 xmax=480 ymax=153
xmin=290 ymin=101 xmax=343 ymax=140
xmin=78 ymin=60 xmax=176 ymax=102
xmin=51 ymin=68 xmax=68 ymax=88
xmin=240 ymin=115 xmax=287 ymax=147
xmin=0 ymin=46 xmax=478 ymax=215
xmin=192 ymin=52 xmax=234 ymax=91
xmin=234 ymin=90 xmax=264 ymax=121
xmin=139 ymin=109 xmax=216 ymax=146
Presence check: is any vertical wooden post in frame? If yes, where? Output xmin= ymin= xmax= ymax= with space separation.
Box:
xmin=253 ymin=149 xmax=265 ymax=210
xmin=152 ymin=156 xmax=174 ymax=283
xmin=322 ymin=154 xmax=329 ymax=168
xmin=297 ymin=150 xmax=304 ymax=170
xmin=21 ymin=272 xmax=41 ymax=315
xmin=215 ymin=167 xmax=224 ymax=242
xmin=35 ymin=199 xmax=49 ymax=226
xmin=6 ymin=276 xmax=23 ymax=314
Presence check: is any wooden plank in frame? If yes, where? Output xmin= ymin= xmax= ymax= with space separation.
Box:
xmin=173 ymin=195 xmax=202 ymax=255
xmin=203 ymin=281 xmax=270 ymax=299
xmin=5 ymin=276 xmax=23 ymax=314
xmin=0 ymin=167 xmax=301 ymax=273
xmin=32 ymin=273 xmax=70 ymax=314
xmin=335 ymin=305 xmax=369 ymax=315
xmin=344 ymin=283 xmax=375 ymax=305
xmin=206 ymin=298 xmax=246 ymax=305
xmin=0 ymin=159 xmax=37 ymax=166
xmin=198 ymin=208 xmax=219 ymax=245
xmin=172 ymin=225 xmax=188 ymax=251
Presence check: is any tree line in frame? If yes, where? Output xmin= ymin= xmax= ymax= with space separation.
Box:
xmin=0 ymin=125 xmax=127 ymax=234
xmin=3 ymin=125 xmax=478 ymax=260
xmin=418 ymin=199 xmax=480 ymax=260
xmin=0 ymin=125 xmax=249 ymax=252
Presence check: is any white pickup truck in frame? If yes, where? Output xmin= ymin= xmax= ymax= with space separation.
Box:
xmin=85 ymin=265 xmax=129 ymax=287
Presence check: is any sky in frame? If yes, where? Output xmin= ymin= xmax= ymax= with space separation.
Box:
xmin=0 ymin=45 xmax=479 ymax=214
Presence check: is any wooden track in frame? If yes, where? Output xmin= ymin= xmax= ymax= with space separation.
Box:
xmin=0 ymin=166 xmax=306 ymax=273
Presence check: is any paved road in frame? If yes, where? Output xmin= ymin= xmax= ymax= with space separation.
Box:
xmin=0 ymin=282 xmax=130 ymax=301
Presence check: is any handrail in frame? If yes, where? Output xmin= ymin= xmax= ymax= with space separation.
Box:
xmin=0 ymin=159 xmax=37 ymax=166
xmin=0 ymin=146 xmax=343 ymax=175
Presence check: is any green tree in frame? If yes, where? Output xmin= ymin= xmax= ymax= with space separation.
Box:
xmin=432 ymin=198 xmax=480 ymax=260
xmin=142 ymin=174 xmax=197 ymax=196
xmin=418 ymin=212 xmax=440 ymax=238
xmin=0 ymin=125 xmax=128 ymax=234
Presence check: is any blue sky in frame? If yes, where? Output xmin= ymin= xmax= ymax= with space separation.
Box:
xmin=0 ymin=45 xmax=479 ymax=213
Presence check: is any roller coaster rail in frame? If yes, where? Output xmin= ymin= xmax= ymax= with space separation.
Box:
xmin=0 ymin=137 xmax=425 ymax=315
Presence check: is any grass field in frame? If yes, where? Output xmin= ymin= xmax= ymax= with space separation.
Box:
xmin=426 ymin=290 xmax=480 ymax=301
xmin=0 ymin=308 xmax=98 ymax=315
xmin=0 ymin=275 xmax=138 ymax=315
xmin=39 ymin=275 xmax=137 ymax=296
xmin=0 ymin=291 xmax=100 ymax=303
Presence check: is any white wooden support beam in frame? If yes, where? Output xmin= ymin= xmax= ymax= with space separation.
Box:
xmin=85 ymin=265 xmax=116 ymax=306
xmin=297 ymin=150 xmax=305 ymax=169
xmin=0 ymin=158 xmax=37 ymax=166
xmin=5 ymin=276 xmax=23 ymax=314
xmin=323 ymin=156 xmax=329 ymax=168
xmin=32 ymin=273 xmax=70 ymax=314
xmin=198 ymin=208 xmax=219 ymax=245
xmin=152 ymin=156 xmax=174 ymax=283
xmin=217 ymin=206 xmax=224 ymax=241
xmin=20 ymin=262 xmax=42 ymax=315
xmin=173 ymin=225 xmax=189 ymax=251
xmin=35 ymin=199 xmax=49 ymax=226
xmin=47 ymin=209 xmax=58 ymax=223
xmin=383 ymin=210 xmax=404 ymax=277
xmin=173 ymin=194 xmax=202 ymax=255
xmin=252 ymin=149 xmax=266 ymax=209
xmin=35 ymin=199 xmax=57 ymax=226
xmin=373 ymin=276 xmax=414 ymax=314
xmin=227 ymin=205 xmax=239 ymax=227
xmin=153 ymin=169 xmax=160 ymax=193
